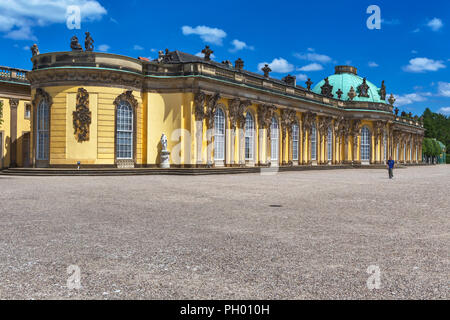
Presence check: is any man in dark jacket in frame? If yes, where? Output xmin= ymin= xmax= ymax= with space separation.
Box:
xmin=387 ymin=157 xmax=395 ymax=179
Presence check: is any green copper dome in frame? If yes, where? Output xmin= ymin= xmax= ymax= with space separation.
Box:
xmin=312 ymin=66 xmax=387 ymax=104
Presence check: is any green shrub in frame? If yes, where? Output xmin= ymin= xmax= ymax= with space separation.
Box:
xmin=446 ymin=154 xmax=450 ymax=164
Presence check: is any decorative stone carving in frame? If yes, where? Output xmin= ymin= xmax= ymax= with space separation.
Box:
xmin=9 ymin=98 xmax=19 ymax=109
xmin=31 ymin=44 xmax=40 ymax=57
xmin=389 ymin=94 xmax=396 ymax=106
xmin=258 ymin=104 xmax=277 ymax=132
xmin=221 ymin=60 xmax=233 ymax=67
xmin=318 ymin=116 xmax=332 ymax=136
xmin=205 ymin=93 xmax=221 ymax=128
xmin=85 ymin=32 xmax=94 ymax=51
xmin=357 ymin=78 xmax=370 ymax=97
xmin=114 ymin=90 xmax=138 ymax=109
xmin=73 ymin=88 xmax=91 ymax=142
xmin=320 ymin=77 xmax=333 ymax=98
xmin=194 ymin=92 xmax=206 ymax=120
xmin=305 ymin=79 xmax=313 ymax=91
xmin=70 ymin=36 xmax=82 ymax=51
xmin=336 ymin=89 xmax=343 ymax=99
xmin=348 ymin=86 xmax=356 ymax=101
xmin=229 ymin=99 xmax=241 ymax=130
xmin=160 ymin=134 xmax=170 ymax=168
xmin=302 ymin=111 xmax=316 ymax=135
xmin=261 ymin=64 xmax=272 ymax=78
xmin=202 ymin=46 xmax=214 ymax=61
xmin=235 ymin=58 xmax=244 ymax=70
xmin=281 ymin=109 xmax=297 ymax=136
xmin=32 ymin=88 xmax=53 ymax=109
xmin=282 ymin=75 xmax=296 ymax=86
xmin=158 ymin=50 xmax=164 ymax=63
xmin=379 ymin=80 xmax=386 ymax=100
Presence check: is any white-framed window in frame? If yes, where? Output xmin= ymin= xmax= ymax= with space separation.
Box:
xmin=116 ymin=101 xmax=133 ymax=159
xmin=327 ymin=127 xmax=333 ymax=161
xmin=384 ymin=132 xmax=387 ymax=161
xmin=361 ymin=126 xmax=370 ymax=161
xmin=270 ymin=117 xmax=279 ymax=161
xmin=214 ymin=108 xmax=225 ymax=161
xmin=292 ymin=123 xmax=299 ymax=161
xmin=25 ymin=104 xmax=31 ymax=119
xmin=410 ymin=141 xmax=412 ymax=161
xmin=403 ymin=143 xmax=406 ymax=161
xmin=36 ymin=100 xmax=49 ymax=160
xmin=311 ymin=124 xmax=317 ymax=161
xmin=396 ymin=144 xmax=399 ymax=161
xmin=245 ymin=112 xmax=255 ymax=160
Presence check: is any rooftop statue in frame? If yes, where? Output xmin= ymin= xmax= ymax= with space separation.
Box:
xmin=357 ymin=78 xmax=370 ymax=97
xmin=305 ymin=78 xmax=313 ymax=91
xmin=201 ymin=45 xmax=213 ymax=61
xmin=85 ymin=32 xmax=94 ymax=52
xmin=379 ymin=80 xmax=386 ymax=100
xmin=30 ymin=44 xmax=40 ymax=57
xmin=261 ymin=64 xmax=272 ymax=78
xmin=70 ymin=36 xmax=82 ymax=51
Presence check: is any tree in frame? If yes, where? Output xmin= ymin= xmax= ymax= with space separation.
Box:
xmin=422 ymin=108 xmax=450 ymax=152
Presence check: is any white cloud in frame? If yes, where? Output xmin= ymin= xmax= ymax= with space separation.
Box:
xmin=438 ymin=107 xmax=450 ymax=115
xmin=23 ymin=45 xmax=30 ymax=51
xmin=98 ymin=44 xmax=110 ymax=52
xmin=395 ymin=92 xmax=431 ymax=106
xmin=368 ymin=61 xmax=379 ymax=67
xmin=181 ymin=25 xmax=227 ymax=46
xmin=257 ymin=58 xmax=294 ymax=73
xmin=296 ymin=74 xmax=308 ymax=82
xmin=411 ymin=50 xmax=418 ymax=54
xmin=437 ymin=82 xmax=450 ymax=97
xmin=133 ymin=45 xmax=144 ymax=51
xmin=412 ymin=28 xmax=421 ymax=33
xmin=0 ymin=0 xmax=107 ymax=41
xmin=229 ymin=39 xmax=254 ymax=53
xmin=403 ymin=57 xmax=446 ymax=73
xmin=293 ymin=51 xmax=332 ymax=64
xmin=297 ymin=63 xmax=323 ymax=72
xmin=427 ymin=18 xmax=443 ymax=31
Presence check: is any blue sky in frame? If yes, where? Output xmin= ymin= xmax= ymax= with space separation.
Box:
xmin=1 ymin=0 xmax=449 ymax=116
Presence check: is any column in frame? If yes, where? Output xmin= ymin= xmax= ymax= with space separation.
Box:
xmin=239 ymin=124 xmax=245 ymax=165
xmin=9 ymin=98 xmax=19 ymax=168
xmin=196 ymin=120 xmax=203 ymax=165
xmin=230 ymin=127 xmax=236 ymax=166
xmin=259 ymin=124 xmax=265 ymax=166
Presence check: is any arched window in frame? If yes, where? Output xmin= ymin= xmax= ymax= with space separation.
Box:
xmin=292 ymin=123 xmax=299 ymax=161
xmin=270 ymin=117 xmax=279 ymax=161
xmin=327 ymin=127 xmax=333 ymax=161
xmin=36 ymin=100 xmax=50 ymax=160
xmin=245 ymin=112 xmax=255 ymax=160
xmin=361 ymin=127 xmax=371 ymax=162
xmin=214 ymin=108 xmax=225 ymax=161
xmin=116 ymin=101 xmax=134 ymax=159
xmin=384 ymin=132 xmax=387 ymax=162
xmin=311 ymin=124 xmax=317 ymax=161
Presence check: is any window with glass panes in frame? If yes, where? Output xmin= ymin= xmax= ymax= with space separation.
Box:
xmin=245 ymin=112 xmax=254 ymax=160
xmin=116 ymin=101 xmax=134 ymax=159
xmin=292 ymin=123 xmax=299 ymax=161
xmin=214 ymin=108 xmax=225 ymax=161
xmin=37 ymin=100 xmax=49 ymax=160
xmin=270 ymin=117 xmax=279 ymax=161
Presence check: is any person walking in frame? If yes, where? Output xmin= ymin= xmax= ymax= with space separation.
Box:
xmin=387 ymin=156 xmax=395 ymax=179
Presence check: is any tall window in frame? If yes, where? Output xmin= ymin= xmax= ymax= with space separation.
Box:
xmin=410 ymin=141 xmax=412 ymax=161
xmin=36 ymin=100 xmax=49 ymax=160
xmin=214 ymin=108 xmax=225 ymax=161
xmin=270 ymin=117 xmax=279 ymax=161
xmin=292 ymin=123 xmax=299 ymax=161
xmin=396 ymin=144 xmax=399 ymax=161
xmin=327 ymin=127 xmax=333 ymax=161
xmin=403 ymin=143 xmax=406 ymax=161
xmin=116 ymin=101 xmax=133 ymax=159
xmin=361 ymin=126 xmax=370 ymax=162
xmin=311 ymin=124 xmax=317 ymax=161
xmin=384 ymin=132 xmax=387 ymax=161
xmin=245 ymin=112 xmax=254 ymax=160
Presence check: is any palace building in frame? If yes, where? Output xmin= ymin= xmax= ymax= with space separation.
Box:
xmin=0 ymin=43 xmax=425 ymax=169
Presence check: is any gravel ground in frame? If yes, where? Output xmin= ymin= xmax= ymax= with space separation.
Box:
xmin=0 ymin=165 xmax=448 ymax=300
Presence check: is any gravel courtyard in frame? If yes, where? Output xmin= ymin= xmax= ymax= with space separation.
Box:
xmin=0 ymin=165 xmax=448 ymax=300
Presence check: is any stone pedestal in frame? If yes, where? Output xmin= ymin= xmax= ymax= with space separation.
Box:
xmin=160 ymin=151 xmax=171 ymax=168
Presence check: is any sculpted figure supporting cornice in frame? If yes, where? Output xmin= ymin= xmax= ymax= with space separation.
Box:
xmin=194 ymin=91 xmax=206 ymax=121
xmin=302 ymin=111 xmax=316 ymax=136
xmin=281 ymin=109 xmax=297 ymax=138
xmin=229 ymin=98 xmax=251 ymax=130
xmin=205 ymin=93 xmax=221 ymax=128
xmin=257 ymin=104 xmax=277 ymax=136
xmin=318 ymin=116 xmax=332 ymax=137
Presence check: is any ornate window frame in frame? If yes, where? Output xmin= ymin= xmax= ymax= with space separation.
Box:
xmin=214 ymin=106 xmax=226 ymax=162
xmin=360 ymin=126 xmax=371 ymax=163
xmin=244 ymin=110 xmax=255 ymax=161
xmin=270 ymin=115 xmax=280 ymax=163
xmin=113 ymin=91 xmax=138 ymax=167
xmin=32 ymin=88 xmax=53 ymax=167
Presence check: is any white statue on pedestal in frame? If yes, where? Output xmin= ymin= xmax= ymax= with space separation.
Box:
xmin=160 ymin=133 xmax=170 ymax=168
